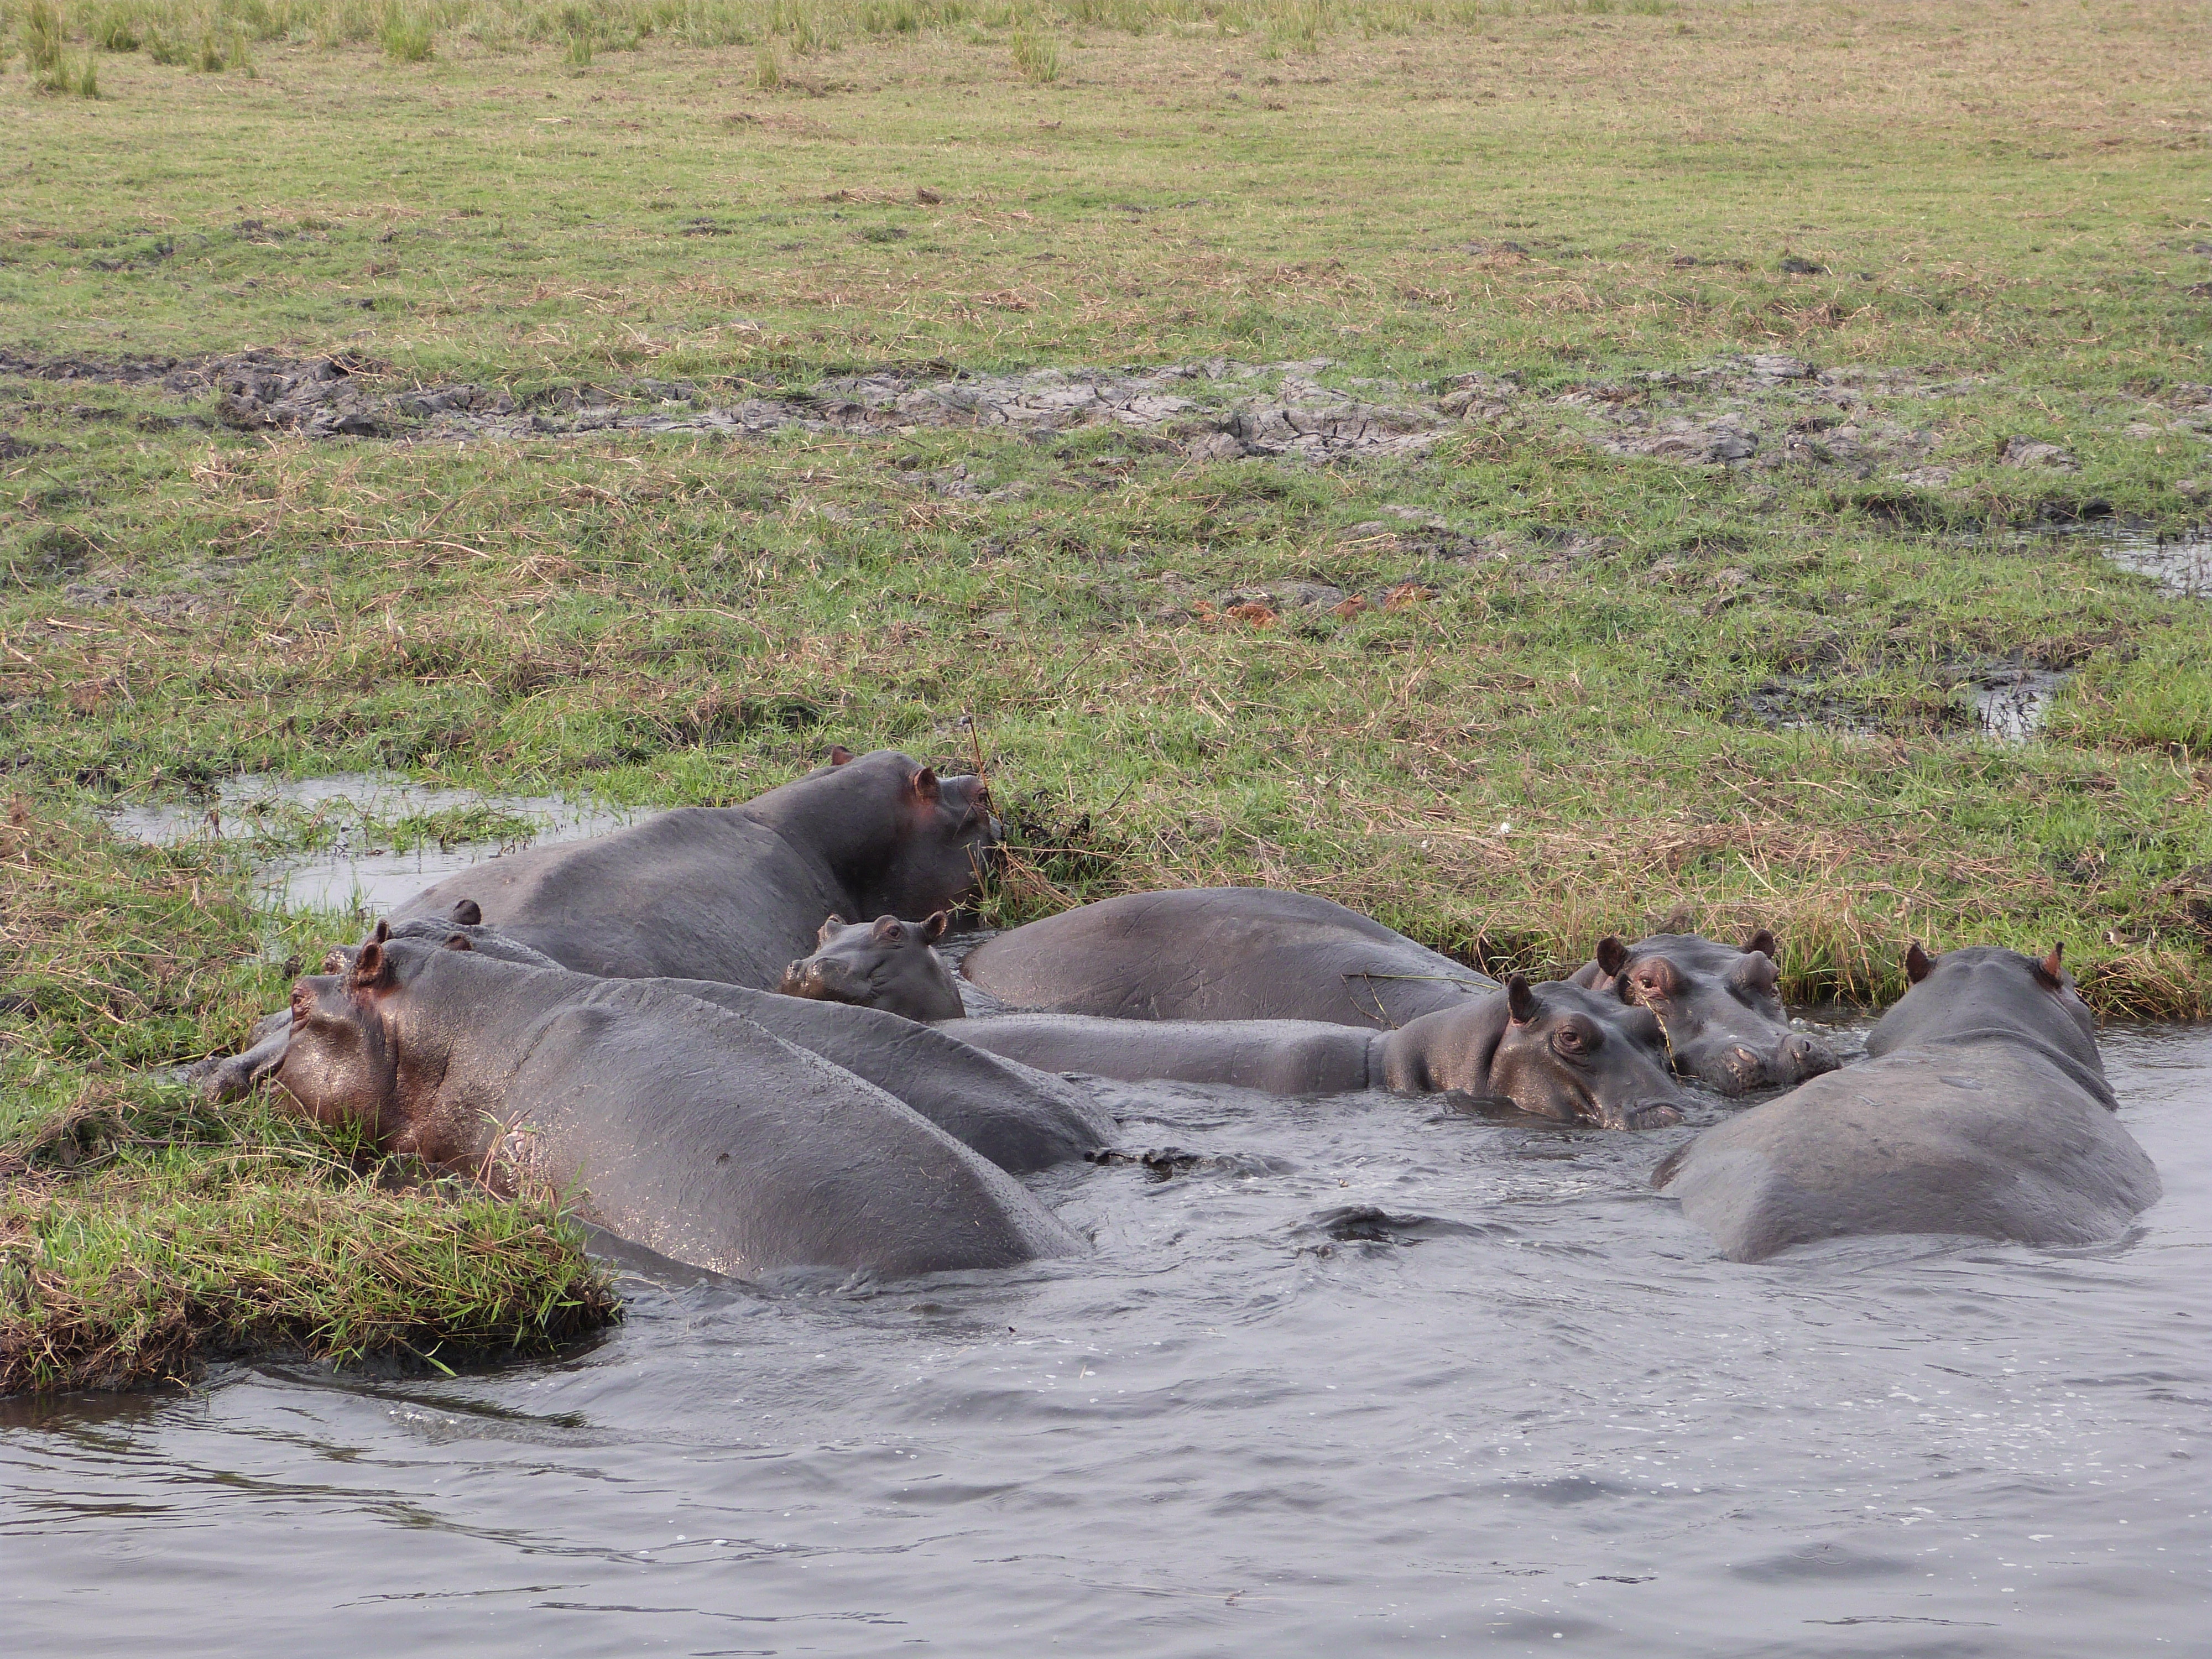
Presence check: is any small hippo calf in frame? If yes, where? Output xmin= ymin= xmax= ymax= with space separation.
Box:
xmin=942 ymin=974 xmax=1692 ymax=1130
xmin=276 ymin=924 xmax=1085 ymax=1280
xmin=1573 ymin=930 xmax=1839 ymax=1095
xmin=779 ymin=912 xmax=965 ymax=1024
xmin=1654 ymin=943 xmax=2161 ymax=1261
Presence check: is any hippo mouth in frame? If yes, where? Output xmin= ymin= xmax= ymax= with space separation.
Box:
xmin=1683 ymin=1032 xmax=1841 ymax=1095
xmin=777 ymin=962 xmax=871 ymax=1008
xmin=1595 ymin=1099 xmax=1688 ymax=1131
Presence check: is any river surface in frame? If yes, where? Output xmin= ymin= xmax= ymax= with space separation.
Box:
xmin=4 ymin=1015 xmax=2206 ymax=1656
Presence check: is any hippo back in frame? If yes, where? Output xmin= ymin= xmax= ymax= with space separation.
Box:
xmin=960 ymin=888 xmax=1496 ymax=1027
xmin=1655 ymin=1037 xmax=2159 ymax=1262
xmin=506 ymin=979 xmax=1083 ymax=1278
xmin=938 ymin=1013 xmax=1380 ymax=1097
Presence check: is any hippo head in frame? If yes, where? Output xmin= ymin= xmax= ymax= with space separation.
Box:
xmin=865 ymin=764 xmax=1000 ymax=919
xmin=802 ymin=748 xmax=1003 ymax=921
xmin=1488 ymin=974 xmax=1692 ymax=1130
xmin=1592 ymin=930 xmax=1839 ymax=1096
xmin=778 ymin=911 xmax=965 ymax=1023
xmin=1882 ymin=940 xmax=2104 ymax=1084
xmin=320 ymin=900 xmax=561 ymax=976
xmin=278 ymin=922 xmax=471 ymax=1160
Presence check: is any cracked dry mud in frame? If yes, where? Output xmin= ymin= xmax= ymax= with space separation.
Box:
xmin=13 ymin=346 xmax=2185 ymax=487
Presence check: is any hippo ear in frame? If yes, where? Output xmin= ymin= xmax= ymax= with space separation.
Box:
xmin=2034 ymin=942 xmax=2065 ymax=988
xmin=1506 ymin=973 xmax=1537 ymax=1025
xmin=922 ymin=910 xmax=950 ymax=943
xmin=352 ymin=936 xmax=393 ymax=990
xmin=910 ymin=765 xmax=941 ymax=805
xmin=449 ymin=898 xmax=482 ymax=927
xmin=871 ymin=914 xmax=904 ymax=943
xmin=1728 ymin=949 xmax=1780 ymax=994
xmin=1595 ymin=936 xmax=1629 ymax=978
xmin=1743 ymin=927 xmax=1778 ymax=961
xmin=1905 ymin=941 xmax=1936 ymax=984
xmin=817 ymin=914 xmax=847 ymax=946
xmin=372 ymin=917 xmax=392 ymax=945
xmin=828 ymin=744 xmax=854 ymax=766
xmin=442 ymin=933 xmax=474 ymax=952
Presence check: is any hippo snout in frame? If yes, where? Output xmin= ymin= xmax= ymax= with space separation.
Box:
xmin=1780 ymin=1030 xmax=1840 ymax=1083
xmin=1609 ymin=1100 xmax=1687 ymax=1131
xmin=779 ymin=957 xmax=865 ymax=1006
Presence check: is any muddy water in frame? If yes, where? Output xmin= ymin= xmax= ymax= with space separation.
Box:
xmin=104 ymin=773 xmax=634 ymax=913
xmin=5 ymin=1021 xmax=2206 ymax=1655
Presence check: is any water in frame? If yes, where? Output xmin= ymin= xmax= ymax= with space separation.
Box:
xmin=1973 ymin=670 xmax=2068 ymax=743
xmin=103 ymin=773 xmax=635 ymax=912
xmin=2099 ymin=527 xmax=2211 ymax=600
xmin=6 ymin=1021 xmax=2206 ymax=1655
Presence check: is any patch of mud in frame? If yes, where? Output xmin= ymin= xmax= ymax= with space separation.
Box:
xmin=0 ymin=348 xmax=2009 ymax=481
xmin=103 ymin=772 xmax=633 ymax=911
xmin=1737 ymin=676 xmax=1963 ymax=740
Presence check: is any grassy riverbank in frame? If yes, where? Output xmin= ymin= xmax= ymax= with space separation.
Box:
xmin=3 ymin=0 xmax=2209 ymax=1389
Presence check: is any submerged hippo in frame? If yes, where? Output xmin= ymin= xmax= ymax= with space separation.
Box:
xmin=941 ymin=975 xmax=1691 ymax=1130
xmin=392 ymin=747 xmax=998 ymax=986
xmin=1572 ymin=930 xmax=1838 ymax=1094
xmin=959 ymin=888 xmax=1498 ymax=1027
xmin=276 ymin=925 xmax=1084 ymax=1279
xmin=1653 ymin=943 xmax=2161 ymax=1261
xmin=242 ymin=904 xmax=1114 ymax=1175
xmin=779 ymin=912 xmax=964 ymax=1023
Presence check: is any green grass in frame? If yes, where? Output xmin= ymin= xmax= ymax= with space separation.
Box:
xmin=1 ymin=0 xmax=2208 ymax=1389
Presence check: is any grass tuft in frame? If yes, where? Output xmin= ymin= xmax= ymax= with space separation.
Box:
xmin=1011 ymin=24 xmax=1060 ymax=81
xmin=379 ymin=4 xmax=435 ymax=60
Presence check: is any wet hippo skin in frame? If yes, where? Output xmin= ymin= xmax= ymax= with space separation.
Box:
xmin=959 ymin=887 xmax=1499 ymax=1027
xmin=942 ymin=974 xmax=1693 ymax=1130
xmin=779 ymin=912 xmax=966 ymax=1024
xmin=276 ymin=927 xmax=1085 ymax=1279
xmin=1571 ymin=930 xmax=1839 ymax=1094
xmin=392 ymin=748 xmax=998 ymax=986
xmin=1653 ymin=943 xmax=2161 ymax=1261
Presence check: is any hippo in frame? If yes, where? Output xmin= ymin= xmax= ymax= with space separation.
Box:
xmin=1653 ymin=943 xmax=2161 ymax=1261
xmin=779 ymin=912 xmax=965 ymax=1023
xmin=940 ymin=974 xmax=1692 ymax=1129
xmin=275 ymin=925 xmax=1085 ymax=1279
xmin=206 ymin=902 xmax=1116 ymax=1174
xmin=391 ymin=747 xmax=998 ymax=986
xmin=958 ymin=887 xmax=1499 ymax=1027
xmin=1572 ymin=930 xmax=1839 ymax=1094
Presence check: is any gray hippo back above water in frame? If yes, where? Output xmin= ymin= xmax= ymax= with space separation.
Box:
xmin=941 ymin=974 xmax=1692 ymax=1130
xmin=392 ymin=747 xmax=998 ymax=987
xmin=957 ymin=887 xmax=1498 ymax=1027
xmin=778 ymin=912 xmax=966 ymax=1023
xmin=1654 ymin=943 xmax=2160 ymax=1261
xmin=276 ymin=926 xmax=1084 ymax=1279
xmin=1571 ymin=930 xmax=1838 ymax=1095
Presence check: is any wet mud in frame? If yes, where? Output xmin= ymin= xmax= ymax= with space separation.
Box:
xmin=12 ymin=347 xmax=2184 ymax=489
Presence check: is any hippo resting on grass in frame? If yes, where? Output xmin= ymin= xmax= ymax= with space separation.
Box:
xmin=957 ymin=888 xmax=1499 ymax=1028
xmin=275 ymin=927 xmax=1084 ymax=1280
xmin=393 ymin=747 xmax=998 ymax=985
xmin=1653 ymin=944 xmax=2160 ymax=1262
xmin=940 ymin=975 xmax=1693 ymax=1130
xmin=1572 ymin=930 xmax=1839 ymax=1095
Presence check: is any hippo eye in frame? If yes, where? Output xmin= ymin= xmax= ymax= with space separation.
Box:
xmin=1554 ymin=1026 xmax=1589 ymax=1054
